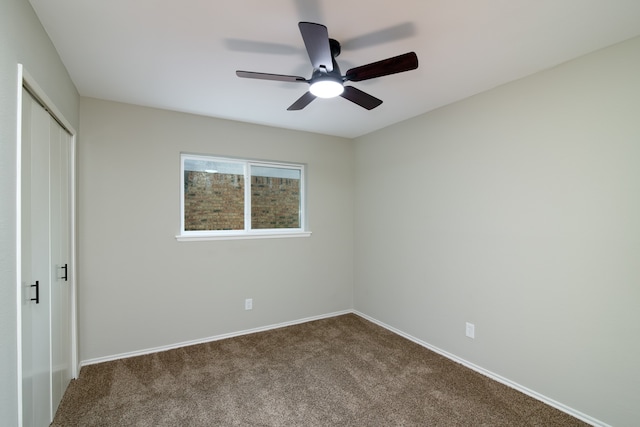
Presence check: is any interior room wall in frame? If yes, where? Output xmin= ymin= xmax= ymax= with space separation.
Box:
xmin=353 ymin=36 xmax=640 ymax=426
xmin=0 ymin=0 xmax=79 ymax=423
xmin=78 ymin=98 xmax=354 ymax=363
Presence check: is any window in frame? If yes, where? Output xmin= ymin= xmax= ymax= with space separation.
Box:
xmin=178 ymin=154 xmax=310 ymax=241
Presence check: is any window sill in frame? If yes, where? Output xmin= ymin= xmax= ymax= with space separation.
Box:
xmin=175 ymin=231 xmax=312 ymax=242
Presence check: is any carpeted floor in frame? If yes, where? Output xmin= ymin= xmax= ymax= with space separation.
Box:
xmin=52 ymin=314 xmax=589 ymax=426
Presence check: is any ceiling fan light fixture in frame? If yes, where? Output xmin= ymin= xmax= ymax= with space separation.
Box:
xmin=309 ymin=79 xmax=344 ymax=98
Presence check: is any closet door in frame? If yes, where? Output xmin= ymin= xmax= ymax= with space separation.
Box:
xmin=21 ymin=87 xmax=73 ymax=426
xmin=50 ymin=115 xmax=72 ymax=412
xmin=21 ymin=87 xmax=53 ymax=427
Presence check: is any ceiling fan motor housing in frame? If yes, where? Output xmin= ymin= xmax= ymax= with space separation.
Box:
xmin=309 ymin=43 xmax=344 ymax=98
xmin=329 ymin=38 xmax=341 ymax=57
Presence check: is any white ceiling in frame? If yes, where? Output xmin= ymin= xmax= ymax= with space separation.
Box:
xmin=29 ymin=0 xmax=640 ymax=138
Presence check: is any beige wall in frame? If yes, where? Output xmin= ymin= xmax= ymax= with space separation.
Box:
xmin=0 ymin=0 xmax=79 ymax=423
xmin=354 ymin=36 xmax=640 ymax=426
xmin=78 ymin=98 xmax=354 ymax=361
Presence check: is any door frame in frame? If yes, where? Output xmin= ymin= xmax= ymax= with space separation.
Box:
xmin=16 ymin=64 xmax=78 ymax=426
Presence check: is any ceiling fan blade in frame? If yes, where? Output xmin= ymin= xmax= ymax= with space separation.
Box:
xmin=344 ymin=52 xmax=418 ymax=82
xmin=236 ymin=71 xmax=308 ymax=83
xmin=342 ymin=22 xmax=416 ymax=51
xmin=225 ymin=39 xmax=300 ymax=55
xmin=340 ymin=86 xmax=383 ymax=110
xmin=298 ymin=22 xmax=333 ymax=72
xmin=287 ymin=91 xmax=317 ymax=111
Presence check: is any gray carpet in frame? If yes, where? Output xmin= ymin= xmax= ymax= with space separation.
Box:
xmin=52 ymin=314 xmax=589 ymax=426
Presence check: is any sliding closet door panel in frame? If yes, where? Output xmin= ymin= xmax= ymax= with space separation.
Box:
xmin=20 ymin=88 xmax=35 ymax=427
xmin=21 ymin=88 xmax=53 ymax=426
xmin=50 ymin=118 xmax=72 ymax=411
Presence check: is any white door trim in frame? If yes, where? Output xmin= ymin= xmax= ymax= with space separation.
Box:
xmin=16 ymin=64 xmax=79 ymax=427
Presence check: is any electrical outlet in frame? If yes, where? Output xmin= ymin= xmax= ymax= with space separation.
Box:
xmin=465 ymin=322 xmax=475 ymax=339
xmin=245 ymin=298 xmax=253 ymax=310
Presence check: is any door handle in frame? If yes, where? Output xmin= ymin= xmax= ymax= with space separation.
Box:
xmin=60 ymin=264 xmax=68 ymax=281
xmin=31 ymin=281 xmax=40 ymax=304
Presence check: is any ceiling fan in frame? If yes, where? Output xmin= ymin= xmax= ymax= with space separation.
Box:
xmin=236 ymin=22 xmax=419 ymax=111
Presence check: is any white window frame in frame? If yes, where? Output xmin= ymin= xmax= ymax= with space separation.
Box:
xmin=177 ymin=153 xmax=311 ymax=241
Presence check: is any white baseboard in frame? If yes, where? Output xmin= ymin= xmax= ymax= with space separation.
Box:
xmin=80 ymin=309 xmax=352 ymax=367
xmin=353 ymin=310 xmax=609 ymax=427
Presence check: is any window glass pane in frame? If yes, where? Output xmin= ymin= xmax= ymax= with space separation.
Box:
xmin=184 ymin=159 xmax=244 ymax=231
xmin=251 ymin=165 xmax=301 ymax=229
